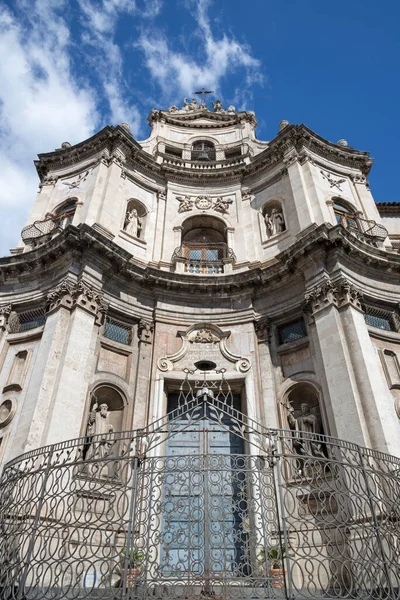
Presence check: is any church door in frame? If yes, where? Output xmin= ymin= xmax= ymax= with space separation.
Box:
xmin=160 ymin=393 xmax=246 ymax=579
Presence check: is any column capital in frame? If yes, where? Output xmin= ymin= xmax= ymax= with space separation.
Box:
xmin=0 ymin=304 xmax=12 ymax=330
xmin=46 ymin=279 xmax=108 ymax=323
xmin=303 ymin=277 xmax=363 ymax=316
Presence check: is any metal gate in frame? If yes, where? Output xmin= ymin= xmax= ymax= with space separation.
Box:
xmin=1 ymin=378 xmax=400 ymax=599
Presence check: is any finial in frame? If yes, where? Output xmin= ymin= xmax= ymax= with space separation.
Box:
xmin=337 ymin=139 xmax=348 ymax=147
xmin=193 ymin=87 xmax=214 ymax=106
xmin=61 ymin=142 xmax=71 ymax=148
xmin=278 ymin=120 xmax=290 ymax=131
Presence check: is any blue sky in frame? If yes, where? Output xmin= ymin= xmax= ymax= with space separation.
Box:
xmin=0 ymin=0 xmax=399 ymax=255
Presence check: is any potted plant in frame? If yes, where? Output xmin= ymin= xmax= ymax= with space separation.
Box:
xmin=258 ymin=543 xmax=286 ymax=589
xmin=120 ymin=547 xmax=144 ymax=587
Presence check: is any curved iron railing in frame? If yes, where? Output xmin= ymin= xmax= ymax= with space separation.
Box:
xmin=1 ymin=410 xmax=400 ymax=600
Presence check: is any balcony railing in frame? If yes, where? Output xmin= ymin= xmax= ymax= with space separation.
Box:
xmin=21 ymin=216 xmax=58 ymax=244
xmin=172 ymin=242 xmax=235 ymax=274
xmin=336 ymin=214 xmax=388 ymax=243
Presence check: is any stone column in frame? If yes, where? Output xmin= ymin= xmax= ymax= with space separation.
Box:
xmin=254 ymin=319 xmax=279 ymax=430
xmin=131 ymin=319 xmax=154 ymax=430
xmin=304 ymin=280 xmax=371 ymax=448
xmin=26 ymin=281 xmax=107 ymax=449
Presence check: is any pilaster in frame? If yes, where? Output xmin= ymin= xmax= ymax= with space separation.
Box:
xmin=132 ymin=319 xmax=155 ymax=430
xmin=254 ymin=318 xmax=279 ymax=429
xmin=303 ymin=278 xmax=371 ymax=448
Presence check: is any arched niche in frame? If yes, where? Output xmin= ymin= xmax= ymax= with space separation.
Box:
xmin=261 ymin=199 xmax=286 ymax=239
xmin=54 ymin=198 xmax=77 ymax=229
xmin=280 ymin=381 xmax=328 ymax=464
xmin=91 ymin=385 xmax=125 ymax=431
xmin=178 ymin=215 xmax=231 ymax=274
xmin=123 ymin=199 xmax=147 ymax=240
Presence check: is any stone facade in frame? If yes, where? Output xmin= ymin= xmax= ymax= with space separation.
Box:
xmin=1 ymin=98 xmax=400 ymax=466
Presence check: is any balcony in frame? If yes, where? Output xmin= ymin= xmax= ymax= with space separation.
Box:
xmin=1 ymin=388 xmax=399 ymax=600
xmin=172 ymin=242 xmax=235 ymax=274
xmin=336 ymin=214 xmax=388 ymax=245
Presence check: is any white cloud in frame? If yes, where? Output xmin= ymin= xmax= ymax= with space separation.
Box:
xmin=137 ymin=0 xmax=263 ymax=107
xmin=0 ymin=2 xmax=98 ymax=256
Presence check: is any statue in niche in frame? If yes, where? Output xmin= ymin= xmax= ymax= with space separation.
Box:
xmin=83 ymin=401 xmax=114 ymax=473
xmin=124 ymin=207 xmax=143 ymax=238
xmin=264 ymin=208 xmax=285 ymax=237
xmin=287 ymin=401 xmax=326 ymax=464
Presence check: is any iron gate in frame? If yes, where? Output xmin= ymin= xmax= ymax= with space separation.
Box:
xmin=1 ymin=381 xmax=400 ymax=599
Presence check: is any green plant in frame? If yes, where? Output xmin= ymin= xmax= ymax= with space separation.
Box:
xmin=120 ymin=547 xmax=144 ymax=569
xmin=258 ymin=543 xmax=286 ymax=570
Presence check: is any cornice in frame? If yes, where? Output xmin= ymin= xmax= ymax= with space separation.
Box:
xmin=2 ymin=224 xmax=400 ymax=301
xmin=151 ymin=109 xmax=256 ymax=129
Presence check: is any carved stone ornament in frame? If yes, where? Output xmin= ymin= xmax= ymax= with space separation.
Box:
xmin=0 ymin=398 xmax=17 ymax=428
xmin=304 ymin=277 xmax=363 ymax=316
xmin=254 ymin=318 xmax=270 ymax=343
xmin=138 ymin=319 xmax=154 ymax=343
xmin=61 ymin=169 xmax=90 ymax=190
xmin=195 ymin=196 xmax=213 ymax=210
xmin=46 ymin=280 xmax=108 ymax=323
xmin=157 ymin=323 xmax=251 ymax=373
xmin=0 ymin=304 xmax=12 ymax=329
xmin=176 ymin=195 xmax=233 ymax=214
xmin=320 ymin=170 xmax=346 ymax=191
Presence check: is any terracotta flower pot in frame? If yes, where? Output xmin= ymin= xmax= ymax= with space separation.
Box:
xmin=126 ymin=567 xmax=141 ymax=587
xmin=270 ymin=567 xmax=285 ymax=589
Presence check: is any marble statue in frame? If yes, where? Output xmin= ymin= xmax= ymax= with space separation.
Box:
xmin=211 ymin=99 xmax=223 ymax=112
xmin=84 ymin=401 xmax=114 ymax=467
xmin=287 ymin=402 xmax=325 ymax=461
xmin=183 ymin=98 xmax=198 ymax=111
xmin=264 ymin=208 xmax=285 ymax=237
xmin=125 ymin=208 xmax=143 ymax=238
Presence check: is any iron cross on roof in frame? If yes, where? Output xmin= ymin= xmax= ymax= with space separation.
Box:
xmin=193 ymin=88 xmax=214 ymax=106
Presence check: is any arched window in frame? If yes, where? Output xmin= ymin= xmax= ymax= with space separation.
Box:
xmin=123 ymin=199 xmax=147 ymax=239
xmin=333 ymin=199 xmax=358 ymax=230
xmin=54 ymin=199 xmax=77 ymax=229
xmin=262 ymin=200 xmax=286 ymax=238
xmin=191 ymin=140 xmax=216 ymax=162
xmin=180 ymin=215 xmax=230 ymax=274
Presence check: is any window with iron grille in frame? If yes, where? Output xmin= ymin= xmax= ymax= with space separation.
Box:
xmin=363 ymin=306 xmax=399 ymax=332
xmin=104 ymin=316 xmax=132 ymax=345
xmin=278 ymin=318 xmax=307 ymax=345
xmin=18 ymin=308 xmax=47 ymax=332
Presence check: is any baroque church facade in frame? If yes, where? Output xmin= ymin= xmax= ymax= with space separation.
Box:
xmin=1 ymin=97 xmax=400 ymax=598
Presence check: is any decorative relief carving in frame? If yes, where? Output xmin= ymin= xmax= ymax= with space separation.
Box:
xmin=304 ymin=278 xmax=363 ymax=315
xmin=61 ymin=169 xmax=90 ymax=190
xmin=138 ymin=320 xmax=154 ymax=343
xmin=0 ymin=305 xmax=12 ymax=330
xmin=254 ymin=319 xmax=270 ymax=343
xmin=176 ymin=195 xmax=233 ymax=214
xmin=7 ymin=312 xmax=20 ymax=334
xmin=195 ymin=196 xmax=212 ymax=210
xmin=46 ymin=280 xmax=108 ymax=322
xmin=320 ymin=170 xmax=346 ymax=191
xmin=157 ymin=323 xmax=251 ymax=373
xmin=0 ymin=398 xmax=17 ymax=428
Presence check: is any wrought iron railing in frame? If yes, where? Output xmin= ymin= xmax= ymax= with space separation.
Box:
xmin=172 ymin=242 xmax=235 ymax=274
xmin=21 ymin=217 xmax=57 ymax=243
xmin=1 ymin=393 xmax=400 ymax=600
xmin=104 ymin=316 xmax=132 ymax=345
xmin=337 ymin=215 xmax=388 ymax=243
xmin=7 ymin=307 xmax=47 ymax=333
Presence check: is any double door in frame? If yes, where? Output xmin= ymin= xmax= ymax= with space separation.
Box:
xmin=160 ymin=395 xmax=246 ymax=578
